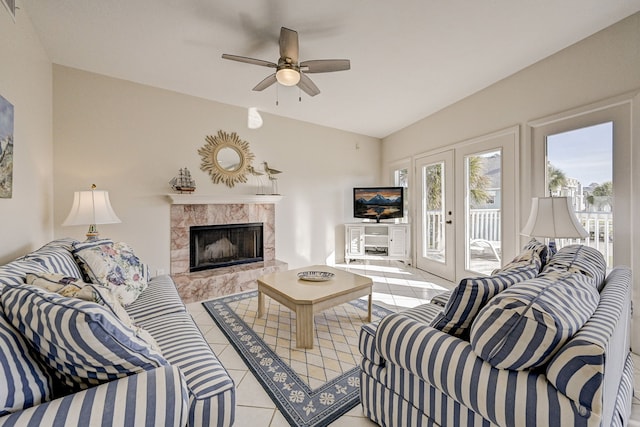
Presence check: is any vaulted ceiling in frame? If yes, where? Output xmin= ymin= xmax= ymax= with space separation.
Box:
xmin=23 ymin=0 xmax=640 ymax=138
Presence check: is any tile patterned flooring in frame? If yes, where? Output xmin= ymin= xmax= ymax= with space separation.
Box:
xmin=186 ymin=260 xmax=640 ymax=426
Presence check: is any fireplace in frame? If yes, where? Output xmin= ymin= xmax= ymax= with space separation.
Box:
xmin=190 ymin=223 xmax=264 ymax=272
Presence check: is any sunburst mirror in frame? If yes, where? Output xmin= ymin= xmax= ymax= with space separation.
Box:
xmin=199 ymin=130 xmax=255 ymax=188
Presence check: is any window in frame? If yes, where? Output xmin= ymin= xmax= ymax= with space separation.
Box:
xmin=546 ymin=122 xmax=613 ymax=264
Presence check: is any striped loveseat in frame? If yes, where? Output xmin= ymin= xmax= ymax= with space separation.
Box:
xmin=0 ymin=238 xmax=235 ymax=426
xmin=359 ymin=244 xmax=633 ymax=427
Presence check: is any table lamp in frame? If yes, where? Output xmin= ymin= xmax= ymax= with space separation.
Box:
xmin=521 ymin=196 xmax=588 ymax=256
xmin=62 ymin=184 xmax=121 ymax=240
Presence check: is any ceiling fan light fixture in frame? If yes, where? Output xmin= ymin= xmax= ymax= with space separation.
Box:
xmin=276 ymin=68 xmax=300 ymax=86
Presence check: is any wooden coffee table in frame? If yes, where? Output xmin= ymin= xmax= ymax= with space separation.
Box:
xmin=257 ymin=265 xmax=373 ymax=349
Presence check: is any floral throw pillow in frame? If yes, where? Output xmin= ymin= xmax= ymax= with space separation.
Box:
xmin=72 ymin=241 xmax=148 ymax=306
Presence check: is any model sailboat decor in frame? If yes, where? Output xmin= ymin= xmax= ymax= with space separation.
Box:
xmin=170 ymin=168 xmax=196 ymax=193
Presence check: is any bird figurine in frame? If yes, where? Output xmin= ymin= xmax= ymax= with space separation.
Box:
xmin=263 ymin=162 xmax=282 ymax=180
xmin=263 ymin=161 xmax=282 ymax=195
xmin=247 ymin=165 xmax=264 ymax=176
xmin=248 ymin=164 xmax=266 ymax=194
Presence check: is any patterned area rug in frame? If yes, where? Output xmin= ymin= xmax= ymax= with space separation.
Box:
xmin=203 ymin=291 xmax=393 ymax=427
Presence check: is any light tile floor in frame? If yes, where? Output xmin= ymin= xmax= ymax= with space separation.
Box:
xmin=186 ymin=260 xmax=640 ymax=426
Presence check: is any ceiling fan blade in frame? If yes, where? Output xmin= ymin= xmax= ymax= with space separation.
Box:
xmin=279 ymin=27 xmax=299 ymax=63
xmin=300 ymin=59 xmax=350 ymax=73
xmin=221 ymin=54 xmax=276 ymax=68
xmin=253 ymin=73 xmax=277 ymax=91
xmin=297 ymin=73 xmax=320 ymax=97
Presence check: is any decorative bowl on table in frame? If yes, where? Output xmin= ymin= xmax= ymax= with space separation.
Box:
xmin=297 ymin=271 xmax=335 ymax=282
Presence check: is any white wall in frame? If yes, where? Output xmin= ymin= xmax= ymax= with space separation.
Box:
xmin=0 ymin=7 xmax=53 ymax=263
xmin=52 ymin=66 xmax=381 ymax=273
xmin=383 ymin=12 xmax=640 ymax=163
xmin=382 ymin=13 xmax=640 ymax=345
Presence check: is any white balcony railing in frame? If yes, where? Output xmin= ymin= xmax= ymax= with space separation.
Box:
xmin=424 ymin=209 xmax=613 ymax=266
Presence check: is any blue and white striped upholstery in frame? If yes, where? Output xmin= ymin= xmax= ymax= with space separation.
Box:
xmin=543 ymin=244 xmax=607 ymax=288
xmin=373 ymin=313 xmax=604 ymax=426
xmin=0 ymin=365 xmax=189 ymax=427
xmin=470 ymin=271 xmax=600 ymax=370
xmin=546 ymin=266 xmax=631 ymax=421
xmin=21 ymin=240 xmax=84 ymax=279
xmin=0 ymin=260 xmax=48 ymax=291
xmin=126 ymin=275 xmax=186 ymax=324
xmin=612 ymin=354 xmax=634 ymax=427
xmin=430 ymin=262 xmax=538 ymax=338
xmin=521 ymin=238 xmax=549 ymax=268
xmin=140 ymin=312 xmax=236 ymax=427
xmin=360 ymin=258 xmax=632 ymax=426
xmin=1 ymin=284 xmax=168 ymax=392
xmin=398 ymin=302 xmax=444 ymax=324
xmin=429 ymin=290 xmax=452 ymax=307
xmin=0 ymin=312 xmax=52 ymax=416
xmin=33 ymin=238 xmax=78 ymax=251
xmin=359 ymin=304 xmax=443 ymax=368
xmin=359 ymin=322 xmax=384 ymax=366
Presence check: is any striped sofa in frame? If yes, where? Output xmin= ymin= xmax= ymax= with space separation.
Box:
xmin=359 ymin=244 xmax=633 ymax=426
xmin=0 ymin=238 xmax=235 ymax=427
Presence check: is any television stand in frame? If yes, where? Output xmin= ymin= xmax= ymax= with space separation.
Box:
xmin=344 ymin=223 xmax=410 ymax=264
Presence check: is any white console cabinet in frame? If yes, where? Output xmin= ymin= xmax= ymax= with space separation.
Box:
xmin=344 ymin=223 xmax=410 ymax=264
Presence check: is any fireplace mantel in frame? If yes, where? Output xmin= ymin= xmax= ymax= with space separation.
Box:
xmin=167 ymin=194 xmax=283 ymax=205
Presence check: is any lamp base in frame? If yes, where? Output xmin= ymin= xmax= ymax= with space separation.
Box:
xmin=86 ymin=224 xmax=100 ymax=241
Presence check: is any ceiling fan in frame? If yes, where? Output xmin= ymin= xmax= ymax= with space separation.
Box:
xmin=222 ymin=27 xmax=350 ymax=97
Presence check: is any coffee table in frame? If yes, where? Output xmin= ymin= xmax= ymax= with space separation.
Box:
xmin=257 ymin=265 xmax=373 ymax=349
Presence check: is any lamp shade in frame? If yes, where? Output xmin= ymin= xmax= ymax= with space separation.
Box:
xmin=521 ymin=197 xmax=588 ymax=239
xmin=62 ymin=189 xmax=121 ymax=226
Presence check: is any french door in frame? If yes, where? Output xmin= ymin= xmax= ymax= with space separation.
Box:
xmin=416 ymin=151 xmax=455 ymax=280
xmin=416 ymin=128 xmax=518 ymax=282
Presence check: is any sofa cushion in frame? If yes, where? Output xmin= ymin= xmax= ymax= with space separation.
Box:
xmin=494 ymin=240 xmax=546 ymax=274
xmin=522 ymin=238 xmax=549 ymax=269
xmin=1 ymin=284 xmax=167 ymax=393
xmin=545 ymin=267 xmax=631 ymax=415
xmin=0 ymin=312 xmax=53 ymax=416
xmin=139 ymin=311 xmax=235 ymax=424
xmin=21 ymin=239 xmax=84 ymax=279
xmin=469 ymin=271 xmax=600 ymax=370
xmin=430 ymin=258 xmax=539 ymax=338
xmin=0 ymin=259 xmax=48 ymax=291
xmin=72 ymin=240 xmax=148 ymax=306
xmin=430 ymin=291 xmax=452 ymax=307
xmin=542 ymin=244 xmax=606 ymax=289
xmin=25 ymin=272 xmax=160 ymax=352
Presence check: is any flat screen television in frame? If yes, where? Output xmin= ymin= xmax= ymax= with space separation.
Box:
xmin=353 ymin=187 xmax=404 ymax=223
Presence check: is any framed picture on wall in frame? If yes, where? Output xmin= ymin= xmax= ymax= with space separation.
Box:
xmin=2 ymin=0 xmax=16 ymax=21
xmin=0 ymin=94 xmax=14 ymax=198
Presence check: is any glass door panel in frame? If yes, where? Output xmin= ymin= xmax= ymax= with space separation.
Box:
xmin=465 ymin=150 xmax=502 ymax=275
xmin=416 ymin=151 xmax=454 ymax=281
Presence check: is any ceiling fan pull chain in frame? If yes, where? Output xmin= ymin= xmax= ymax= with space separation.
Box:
xmin=299 ymin=87 xmax=302 ymax=102
xmin=276 ymin=84 xmax=279 ymax=106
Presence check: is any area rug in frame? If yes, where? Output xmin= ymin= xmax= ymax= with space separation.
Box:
xmin=203 ymin=291 xmax=393 ymax=427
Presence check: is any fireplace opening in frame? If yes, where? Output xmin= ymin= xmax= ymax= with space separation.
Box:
xmin=190 ymin=223 xmax=264 ymax=272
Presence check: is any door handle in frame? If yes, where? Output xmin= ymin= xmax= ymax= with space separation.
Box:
xmin=446 ymin=220 xmax=452 ymax=224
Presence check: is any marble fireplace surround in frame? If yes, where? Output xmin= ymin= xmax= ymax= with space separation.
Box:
xmin=169 ymin=194 xmax=287 ymax=303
